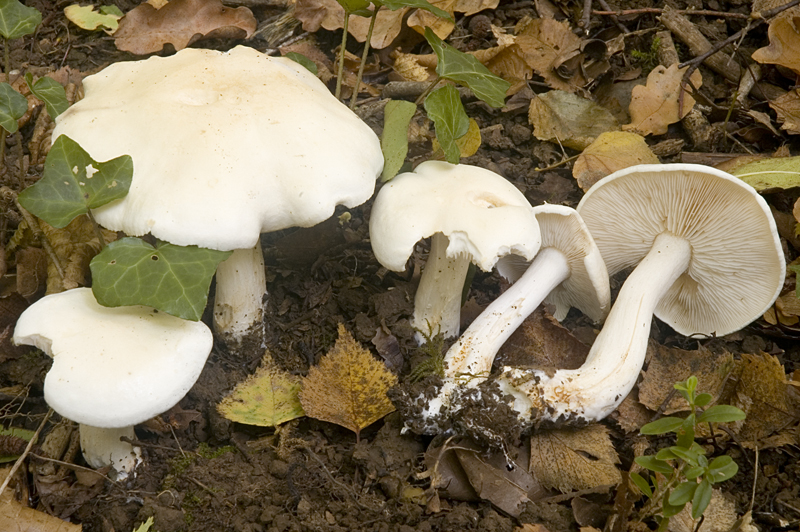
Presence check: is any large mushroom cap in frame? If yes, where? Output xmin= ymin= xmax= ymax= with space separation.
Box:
xmin=576 ymin=163 xmax=784 ymax=337
xmin=52 ymin=46 xmax=383 ymax=251
xmin=13 ymin=288 xmax=213 ymax=428
xmin=370 ymin=161 xmax=540 ymax=271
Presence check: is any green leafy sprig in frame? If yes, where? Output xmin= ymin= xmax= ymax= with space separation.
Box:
xmin=630 ymin=376 xmax=745 ymax=530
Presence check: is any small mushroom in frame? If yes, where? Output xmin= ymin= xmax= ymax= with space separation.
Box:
xmin=408 ymin=205 xmax=609 ymax=433
xmin=52 ymin=46 xmax=383 ymax=347
xmin=13 ymin=288 xmax=213 ymax=479
xmin=494 ymin=164 xmax=784 ymax=428
xmin=369 ymin=161 xmax=540 ymax=344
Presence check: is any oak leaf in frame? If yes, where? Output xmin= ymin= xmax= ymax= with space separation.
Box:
xmin=529 ymin=424 xmax=621 ymax=493
xmin=572 ymin=131 xmax=659 ymax=191
xmin=623 ymin=64 xmax=702 ymax=136
xmin=217 ymin=352 xmax=304 ymax=427
xmin=727 ymin=353 xmax=794 ymax=441
xmin=752 ymin=16 xmax=800 ymax=75
xmin=768 ymin=89 xmax=800 ymax=134
xmin=114 ymin=0 xmax=257 ymax=55
xmin=300 ymin=324 xmax=397 ymax=439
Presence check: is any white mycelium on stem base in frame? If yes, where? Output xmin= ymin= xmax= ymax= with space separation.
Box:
xmin=418 ymin=205 xmax=610 ymax=430
xmin=52 ymin=46 xmax=383 ymax=347
xmin=369 ymin=161 xmax=541 ymax=345
xmin=13 ymin=288 xmax=213 ymax=480
xmin=497 ymin=164 xmax=785 ymax=427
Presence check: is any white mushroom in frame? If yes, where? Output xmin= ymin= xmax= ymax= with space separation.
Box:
xmin=495 ymin=164 xmax=784 ymax=427
xmin=52 ymin=46 xmax=383 ymax=347
xmin=411 ymin=205 xmax=609 ymax=433
xmin=369 ymin=161 xmax=541 ymax=344
xmin=13 ymin=288 xmax=213 ymax=479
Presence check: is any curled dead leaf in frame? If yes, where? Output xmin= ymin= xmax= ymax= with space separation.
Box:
xmin=114 ymin=0 xmax=257 ymax=55
xmin=572 ymin=131 xmax=659 ymax=192
xmin=752 ymin=16 xmax=800 ymax=75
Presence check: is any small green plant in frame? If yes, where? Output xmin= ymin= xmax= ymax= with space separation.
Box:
xmin=631 ymin=376 xmax=746 ymax=530
xmin=408 ymin=324 xmax=445 ymax=382
xmin=631 ymin=36 xmax=661 ymax=72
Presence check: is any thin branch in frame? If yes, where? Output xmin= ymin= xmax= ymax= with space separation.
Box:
xmin=0 ymin=408 xmax=53 ymax=499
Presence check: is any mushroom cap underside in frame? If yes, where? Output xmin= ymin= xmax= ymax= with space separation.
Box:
xmin=576 ymin=163 xmax=785 ymax=336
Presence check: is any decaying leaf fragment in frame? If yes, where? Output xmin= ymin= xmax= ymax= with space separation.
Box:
xmin=767 ymin=89 xmax=800 ymax=135
xmin=114 ymin=0 xmax=257 ymax=55
xmin=300 ymin=324 xmax=397 ymax=439
xmin=218 ymin=352 xmax=304 ymax=427
xmin=638 ymin=343 xmax=734 ymax=415
xmin=529 ymin=424 xmax=621 ymax=493
xmin=623 ymin=64 xmax=702 ymax=136
xmin=727 ymin=353 xmax=794 ymax=442
xmin=752 ymin=16 xmax=800 ymax=75
xmin=572 ymin=131 xmax=659 ymax=192
xmin=529 ymin=90 xmax=619 ymax=150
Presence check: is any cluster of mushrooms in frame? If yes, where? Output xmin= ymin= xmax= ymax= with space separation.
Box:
xmin=11 ymin=45 xmax=787 ymax=478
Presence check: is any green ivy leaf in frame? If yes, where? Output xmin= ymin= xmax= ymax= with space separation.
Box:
xmin=25 ymin=73 xmax=69 ymax=118
xmin=90 ymin=237 xmax=232 ymax=321
xmin=668 ymin=480 xmax=698 ymax=506
xmin=697 ymin=405 xmax=746 ymax=424
xmin=424 ymin=27 xmax=509 ymax=108
xmin=630 ymin=472 xmax=653 ymax=498
xmin=0 ymin=82 xmax=27 ymax=133
xmin=0 ymin=0 xmax=41 ymax=40
xmin=635 ymin=455 xmax=673 ymax=475
xmin=18 ymin=135 xmax=133 ymax=228
xmin=381 ymin=99 xmax=416 ymax=182
xmin=25 ymin=72 xmax=69 ymax=118
xmin=285 ymin=52 xmax=318 ymax=75
xmin=640 ymin=416 xmax=684 ymax=435
xmin=63 ymin=4 xmax=122 ymax=32
xmin=691 ymin=478 xmax=713 ymax=519
xmin=378 ymin=0 xmax=452 ymax=20
xmin=424 ymin=85 xmax=468 ymax=164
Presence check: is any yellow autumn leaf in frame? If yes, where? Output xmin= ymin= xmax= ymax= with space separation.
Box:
xmin=300 ymin=324 xmax=397 ymax=440
xmin=217 ymin=352 xmax=304 ymax=427
xmin=529 ymin=424 xmax=621 ymax=493
xmin=432 ymin=118 xmax=482 ymax=159
xmin=572 ymin=131 xmax=659 ymax=191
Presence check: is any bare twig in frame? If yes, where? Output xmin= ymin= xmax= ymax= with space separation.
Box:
xmin=594 ymin=0 xmax=629 ymax=33
xmin=594 ymin=8 xmax=748 ymax=19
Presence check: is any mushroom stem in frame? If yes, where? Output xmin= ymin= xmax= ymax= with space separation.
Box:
xmin=79 ymin=424 xmax=142 ymax=480
xmin=411 ymin=233 xmax=472 ymax=344
xmin=502 ymin=232 xmax=692 ymax=424
xmin=443 ymin=247 xmax=570 ymax=393
xmin=213 ymin=244 xmax=267 ymax=346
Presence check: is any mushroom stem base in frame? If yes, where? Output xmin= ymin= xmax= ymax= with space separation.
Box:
xmin=214 ymin=244 xmax=267 ymax=347
xmin=79 ymin=424 xmax=142 ymax=480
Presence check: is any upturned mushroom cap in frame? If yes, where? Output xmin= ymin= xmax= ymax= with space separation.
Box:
xmin=369 ymin=161 xmax=540 ymax=272
xmin=576 ymin=163 xmax=784 ymax=336
xmin=13 ymin=288 xmax=213 ymax=428
xmin=52 ymin=45 xmax=383 ymax=251
xmin=496 ymin=204 xmax=610 ymax=323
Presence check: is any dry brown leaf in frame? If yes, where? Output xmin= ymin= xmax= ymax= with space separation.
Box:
xmin=407 ymin=0 xmax=456 ymax=39
xmin=529 ymin=425 xmax=621 ymax=493
xmin=497 ymin=306 xmax=590 ymax=371
xmin=512 ymin=17 xmax=586 ymax=92
xmin=768 ymin=89 xmax=800 ymax=134
xmin=669 ymin=489 xmax=738 ymax=532
xmin=392 ymin=51 xmax=434 ymax=82
xmin=114 ymin=0 xmax=257 ymax=55
xmin=727 ymin=353 xmax=794 ymax=441
xmin=529 ymin=90 xmax=620 ymax=150
xmin=752 ymin=16 xmax=800 ymax=74
xmin=294 ymin=0 xmax=408 ymax=49
xmin=639 ymin=343 xmax=735 ymax=415
xmin=612 ymin=390 xmax=653 ymax=433
xmin=40 ymin=216 xmax=116 ymax=294
xmin=572 ymin=131 xmax=659 ymax=191
xmin=623 ymin=64 xmax=702 ymax=136
xmin=0 ymin=467 xmax=82 ymax=532
xmin=300 ymin=324 xmax=397 ymax=439
xmin=281 ymin=36 xmax=336 ymax=83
